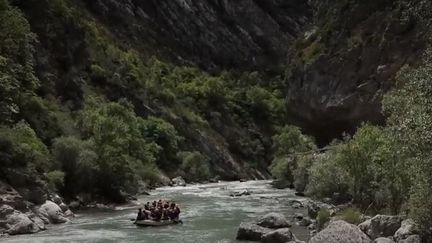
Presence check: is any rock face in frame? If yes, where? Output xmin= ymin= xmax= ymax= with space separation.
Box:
xmin=358 ymin=215 xmax=403 ymax=240
xmin=394 ymin=219 xmax=420 ymax=242
xmin=257 ymin=213 xmax=291 ymax=229
xmin=236 ymin=222 xmax=272 ymax=241
xmin=83 ymin=0 xmax=311 ymax=71
xmin=0 ymin=182 xmax=27 ymax=211
xmin=310 ymin=220 xmax=372 ymax=243
xmin=261 ymin=228 xmax=295 ymax=243
xmin=286 ymin=0 xmax=431 ymax=143
xmin=0 ymin=205 xmax=42 ymax=235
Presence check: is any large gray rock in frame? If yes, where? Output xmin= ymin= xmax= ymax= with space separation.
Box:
xmin=261 ymin=228 xmax=295 ymax=243
xmin=394 ymin=219 xmax=420 ymax=242
xmin=257 ymin=213 xmax=291 ymax=229
xmin=374 ymin=237 xmax=395 ymax=243
xmin=310 ymin=220 xmax=372 ymax=243
xmin=236 ymin=222 xmax=272 ymax=241
xmin=38 ymin=200 xmax=69 ymax=224
xmin=398 ymin=235 xmax=421 ymax=243
xmin=0 ymin=182 xmax=27 ymax=210
xmin=171 ymin=177 xmax=186 ymax=187
xmin=0 ymin=205 xmax=42 ymax=235
xmin=359 ymin=215 xmax=403 ymax=240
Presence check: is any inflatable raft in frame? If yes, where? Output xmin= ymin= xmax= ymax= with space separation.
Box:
xmin=134 ymin=219 xmax=181 ymax=227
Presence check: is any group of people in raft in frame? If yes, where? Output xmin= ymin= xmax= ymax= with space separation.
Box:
xmin=135 ymin=200 xmax=181 ymax=222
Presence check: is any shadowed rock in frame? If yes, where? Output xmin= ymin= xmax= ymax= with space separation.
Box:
xmin=310 ymin=220 xmax=372 ymax=243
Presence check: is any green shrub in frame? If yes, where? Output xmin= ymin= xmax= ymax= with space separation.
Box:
xmin=178 ymin=151 xmax=210 ymax=182
xmin=52 ymin=136 xmax=98 ymax=196
xmin=269 ymin=125 xmax=317 ymax=185
xmin=140 ymin=116 xmax=183 ymax=171
xmin=270 ymin=157 xmax=293 ymax=183
xmin=336 ymin=208 xmax=362 ymax=225
xmin=0 ymin=121 xmax=50 ymax=172
xmin=77 ymin=96 xmax=162 ymax=200
xmin=317 ymin=208 xmax=331 ymax=229
xmin=293 ymin=154 xmax=315 ymax=193
xmin=0 ymin=1 xmax=38 ymax=123
xmin=306 ymin=151 xmax=350 ymax=200
xmin=46 ymin=170 xmax=65 ymax=192
xmin=383 ymin=49 xmax=432 ymax=228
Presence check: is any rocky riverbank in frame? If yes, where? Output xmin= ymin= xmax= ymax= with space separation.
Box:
xmin=0 ymin=182 xmax=73 ymax=236
xmin=236 ymin=198 xmax=428 ymax=243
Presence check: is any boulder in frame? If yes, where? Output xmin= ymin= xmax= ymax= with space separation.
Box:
xmin=261 ymin=228 xmax=295 ymax=243
xmin=290 ymin=200 xmax=303 ymax=209
xmin=394 ymin=219 xmax=420 ymax=241
xmin=236 ymin=222 xmax=272 ymax=241
xmin=294 ymin=213 xmax=304 ymax=220
xmin=0 ymin=182 xmax=27 ymax=210
xmin=27 ymin=212 xmax=46 ymax=231
xmin=306 ymin=200 xmax=335 ymax=219
xmin=171 ymin=177 xmax=186 ymax=187
xmin=58 ymin=202 xmax=68 ymax=212
xmin=398 ymin=235 xmax=421 ymax=243
xmin=0 ymin=205 xmax=42 ymax=235
xmin=51 ymin=194 xmax=63 ymax=205
xmin=68 ymin=200 xmax=81 ymax=210
xmin=271 ymin=180 xmax=292 ymax=189
xmin=298 ymin=217 xmax=312 ymax=227
xmin=359 ymin=215 xmax=403 ymax=240
xmin=308 ymin=220 xmax=317 ymax=230
xmin=18 ymin=186 xmax=47 ymax=205
xmin=310 ymin=220 xmax=372 ymax=243
xmin=230 ymin=190 xmax=251 ymax=197
xmin=38 ymin=200 xmax=69 ymax=224
xmin=374 ymin=237 xmax=395 ymax=243
xmin=257 ymin=213 xmax=291 ymax=229
xmin=64 ymin=209 xmax=74 ymax=218
xmin=209 ymin=176 xmax=220 ymax=183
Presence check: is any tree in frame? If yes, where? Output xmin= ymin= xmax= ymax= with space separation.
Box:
xmin=269 ymin=125 xmax=316 ymax=188
xmin=52 ymin=136 xmax=98 ymax=196
xmin=78 ymin=96 xmax=161 ymax=201
xmin=382 ymin=49 xmax=432 ymax=227
xmin=0 ymin=1 xmax=38 ymax=123
xmin=178 ymin=151 xmax=210 ymax=182
xmin=140 ymin=116 xmax=182 ymax=172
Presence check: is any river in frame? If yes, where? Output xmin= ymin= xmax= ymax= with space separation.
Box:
xmin=2 ymin=180 xmax=310 ymax=243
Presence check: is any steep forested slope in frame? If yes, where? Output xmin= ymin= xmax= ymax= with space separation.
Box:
xmin=0 ymin=0 xmax=311 ymax=203
xmin=1 ymin=0 xmax=431 ymax=208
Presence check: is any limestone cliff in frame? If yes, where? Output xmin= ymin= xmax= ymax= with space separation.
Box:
xmin=285 ymin=0 xmax=431 ymax=143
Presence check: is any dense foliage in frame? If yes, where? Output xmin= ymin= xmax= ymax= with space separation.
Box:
xmin=279 ymin=48 xmax=432 ymax=230
xmin=0 ymin=0 xmax=287 ymax=203
xmin=269 ymin=125 xmax=316 ymax=191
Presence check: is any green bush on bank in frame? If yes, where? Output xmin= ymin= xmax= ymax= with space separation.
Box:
xmin=269 ymin=125 xmax=316 ymax=191
xmin=336 ymin=208 xmax=362 ymax=225
xmin=178 ymin=151 xmax=211 ymax=182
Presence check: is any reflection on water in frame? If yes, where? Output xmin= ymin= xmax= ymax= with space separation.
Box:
xmin=2 ymin=180 xmax=310 ymax=243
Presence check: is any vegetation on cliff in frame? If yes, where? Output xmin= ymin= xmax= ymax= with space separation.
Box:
xmin=0 ymin=0 xmax=288 ymax=203
xmin=275 ymin=49 xmax=432 ymax=230
xmin=2 ymin=0 xmax=432 ymax=234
